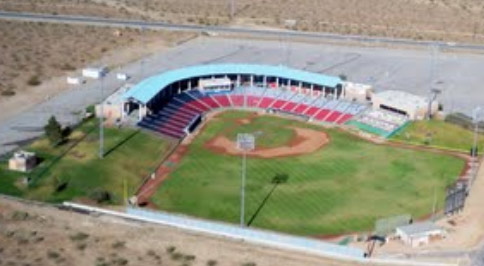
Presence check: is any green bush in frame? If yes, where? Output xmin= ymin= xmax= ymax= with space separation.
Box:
xmin=89 ymin=189 xmax=112 ymax=204
xmin=69 ymin=232 xmax=89 ymax=242
xmin=1 ymin=89 xmax=15 ymax=97
xmin=27 ymin=75 xmax=41 ymax=86
xmin=445 ymin=113 xmax=484 ymax=131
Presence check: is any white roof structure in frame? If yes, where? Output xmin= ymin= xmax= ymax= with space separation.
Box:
xmin=374 ymin=90 xmax=428 ymax=110
xmin=13 ymin=150 xmax=35 ymax=159
xmin=344 ymin=82 xmax=372 ymax=95
xmin=397 ymin=222 xmax=442 ymax=237
xmin=199 ymin=78 xmax=232 ymax=88
xmin=104 ymin=84 xmax=132 ymax=106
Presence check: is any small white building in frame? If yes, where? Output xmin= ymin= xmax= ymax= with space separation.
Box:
xmin=372 ymin=90 xmax=438 ymax=120
xmin=396 ymin=222 xmax=446 ymax=247
xmin=343 ymin=82 xmax=373 ymax=102
xmin=66 ymin=77 xmax=83 ymax=85
xmin=116 ymin=73 xmax=129 ymax=81
xmin=8 ymin=151 xmax=37 ymax=172
xmin=82 ymin=67 xmax=108 ymax=79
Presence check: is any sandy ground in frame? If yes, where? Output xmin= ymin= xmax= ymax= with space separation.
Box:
xmin=0 ymin=20 xmax=194 ymax=123
xmin=3 ymin=0 xmax=484 ymax=44
xmin=205 ymin=127 xmax=329 ymax=158
xmin=0 ymin=196 xmax=382 ymax=266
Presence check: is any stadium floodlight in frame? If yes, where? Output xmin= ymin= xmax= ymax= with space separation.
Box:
xmin=237 ymin=133 xmax=255 ymax=227
xmin=470 ymin=106 xmax=483 ymax=185
xmin=99 ymin=75 xmax=105 ymax=159
xmin=472 ymin=107 xmax=482 ymax=155
xmin=427 ymin=44 xmax=440 ymax=120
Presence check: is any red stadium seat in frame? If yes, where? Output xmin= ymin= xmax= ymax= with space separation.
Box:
xmin=231 ymin=95 xmax=244 ymax=107
xmin=258 ymin=97 xmax=276 ymax=109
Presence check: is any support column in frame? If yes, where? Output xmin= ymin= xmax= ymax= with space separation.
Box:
xmin=250 ymin=75 xmax=254 ymax=87
xmin=263 ymin=76 xmax=267 ymax=88
xmin=237 ymin=75 xmax=241 ymax=87
xmin=121 ymin=102 xmax=127 ymax=120
xmin=138 ymin=104 xmax=144 ymax=121
xmin=188 ymin=80 xmax=192 ymax=90
xmin=299 ymin=82 xmax=302 ymax=94
xmin=310 ymin=84 xmax=314 ymax=96
xmin=288 ymin=80 xmax=291 ymax=90
xmin=276 ymin=77 xmax=279 ymax=88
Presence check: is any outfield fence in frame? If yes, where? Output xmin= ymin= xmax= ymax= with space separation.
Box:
xmin=59 ymin=202 xmax=457 ymax=266
xmin=125 ymin=207 xmax=364 ymax=259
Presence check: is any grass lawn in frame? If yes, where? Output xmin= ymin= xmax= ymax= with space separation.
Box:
xmin=391 ymin=119 xmax=484 ymax=152
xmin=152 ymin=111 xmax=465 ymax=236
xmin=219 ymin=111 xmax=296 ymax=148
xmin=0 ymin=119 xmax=172 ymax=204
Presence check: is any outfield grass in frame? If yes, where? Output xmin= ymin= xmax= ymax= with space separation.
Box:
xmin=152 ymin=111 xmax=465 ymax=236
xmin=391 ymin=119 xmax=484 ymax=152
xmin=0 ymin=119 xmax=171 ymax=204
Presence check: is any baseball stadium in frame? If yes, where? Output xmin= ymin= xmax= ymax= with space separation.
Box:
xmin=100 ymin=63 xmax=469 ymax=238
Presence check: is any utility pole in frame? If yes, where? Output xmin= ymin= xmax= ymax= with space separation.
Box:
xmin=230 ymin=0 xmax=235 ymax=20
xmin=431 ymin=185 xmax=437 ymax=221
xmin=427 ymin=44 xmax=439 ymax=120
xmin=99 ymin=74 xmax=104 ymax=159
xmin=472 ymin=107 xmax=482 ymax=184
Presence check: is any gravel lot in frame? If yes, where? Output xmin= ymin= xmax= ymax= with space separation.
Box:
xmin=2 ymin=37 xmax=484 ymax=156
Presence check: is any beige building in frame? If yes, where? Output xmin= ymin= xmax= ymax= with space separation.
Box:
xmin=9 ymin=150 xmax=37 ymax=172
xmin=96 ymin=84 xmax=136 ymax=121
xmin=372 ymin=90 xmax=438 ymax=120
xmin=396 ymin=222 xmax=445 ymax=247
xmin=343 ymin=82 xmax=373 ymax=103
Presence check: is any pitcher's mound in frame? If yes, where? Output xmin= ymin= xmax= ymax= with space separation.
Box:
xmin=204 ymin=127 xmax=329 ymax=158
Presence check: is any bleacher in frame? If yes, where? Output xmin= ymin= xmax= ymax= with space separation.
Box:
xmin=348 ymin=109 xmax=409 ymax=137
xmin=138 ymin=86 xmax=368 ymax=139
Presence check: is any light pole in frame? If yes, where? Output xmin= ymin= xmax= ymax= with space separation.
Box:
xmin=237 ymin=133 xmax=255 ymax=227
xmin=99 ymin=74 xmax=105 ymax=159
xmin=471 ymin=106 xmax=482 ymax=184
xmin=427 ymin=44 xmax=440 ymax=120
xmin=230 ymin=0 xmax=235 ymax=20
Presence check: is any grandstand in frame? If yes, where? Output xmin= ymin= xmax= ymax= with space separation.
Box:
xmin=347 ymin=109 xmax=409 ymax=138
xmin=122 ymin=64 xmax=369 ymax=139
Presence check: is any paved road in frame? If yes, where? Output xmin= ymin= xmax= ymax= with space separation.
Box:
xmin=471 ymin=242 xmax=484 ymax=266
xmin=2 ymin=32 xmax=484 ymax=157
xmin=1 ymin=11 xmax=484 ymax=52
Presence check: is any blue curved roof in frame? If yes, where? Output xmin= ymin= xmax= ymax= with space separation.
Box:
xmin=123 ymin=64 xmax=342 ymax=104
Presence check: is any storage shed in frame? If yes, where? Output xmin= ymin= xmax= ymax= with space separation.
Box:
xmin=396 ymin=222 xmax=445 ymax=247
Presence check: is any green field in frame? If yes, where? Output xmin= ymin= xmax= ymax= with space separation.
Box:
xmin=0 ymin=119 xmax=171 ymax=204
xmin=392 ymin=119 xmax=484 ymax=152
xmin=152 ymin=111 xmax=465 ymax=236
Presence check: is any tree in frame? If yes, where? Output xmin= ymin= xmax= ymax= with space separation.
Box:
xmin=89 ymin=188 xmax=112 ymax=204
xmin=271 ymin=173 xmax=289 ymax=185
xmin=44 ymin=116 xmax=64 ymax=146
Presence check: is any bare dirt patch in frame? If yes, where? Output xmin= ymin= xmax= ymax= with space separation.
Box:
xmin=205 ymin=127 xmax=329 ymax=158
xmin=3 ymin=0 xmax=484 ymax=43
xmin=0 ymin=196 xmax=369 ymax=266
xmin=0 ymin=20 xmax=194 ymax=122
